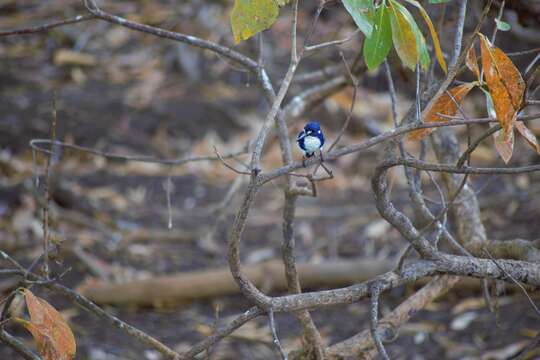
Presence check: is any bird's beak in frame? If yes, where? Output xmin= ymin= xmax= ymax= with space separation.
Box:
xmin=306 ymin=130 xmax=312 ymax=135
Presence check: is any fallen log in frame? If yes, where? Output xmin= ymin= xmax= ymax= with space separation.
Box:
xmin=78 ymin=258 xmax=395 ymax=306
xmin=77 ymin=258 xmax=493 ymax=306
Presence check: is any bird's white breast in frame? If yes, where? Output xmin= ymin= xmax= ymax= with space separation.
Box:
xmin=303 ymin=135 xmax=321 ymax=153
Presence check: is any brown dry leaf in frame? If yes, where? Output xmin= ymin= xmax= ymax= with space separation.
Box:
xmin=515 ymin=121 xmax=540 ymax=154
xmin=479 ymin=34 xmax=525 ymax=145
xmin=16 ymin=289 xmax=76 ymax=360
xmin=480 ymin=341 xmax=528 ymax=360
xmin=408 ymin=82 xmax=475 ymax=140
xmin=54 ymin=49 xmax=97 ymax=67
xmin=493 ymin=127 xmax=514 ymax=164
xmin=400 ymin=321 xmax=444 ymax=334
xmin=229 ymin=318 xmax=271 ymax=342
xmin=451 ymin=296 xmax=486 ymax=314
xmin=329 ymin=87 xmax=410 ymax=126
xmin=125 ymin=69 xmax=165 ymax=109
xmin=451 ymin=295 xmax=513 ymax=314
xmin=466 ymin=46 xmax=480 ymax=82
xmin=520 ymin=328 xmax=539 ymax=338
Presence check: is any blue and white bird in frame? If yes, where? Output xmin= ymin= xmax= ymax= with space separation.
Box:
xmin=297 ymin=121 xmax=325 ymax=159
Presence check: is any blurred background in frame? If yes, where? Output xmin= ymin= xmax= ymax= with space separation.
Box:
xmin=2 ymin=1 xmax=540 ymax=359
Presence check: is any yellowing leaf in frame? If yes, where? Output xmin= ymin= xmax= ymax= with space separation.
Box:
xmin=408 ymin=82 xmax=475 ymax=140
xmin=404 ymin=0 xmax=447 ymax=73
xmin=388 ymin=1 xmax=418 ymax=70
xmin=16 ymin=289 xmax=76 ymax=360
xmin=230 ymin=0 xmax=279 ymax=44
xmin=479 ymin=34 xmax=525 ymax=143
xmin=466 ymin=46 xmax=481 ymax=82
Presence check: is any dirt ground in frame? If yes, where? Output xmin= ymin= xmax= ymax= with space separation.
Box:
xmin=1 ymin=1 xmax=540 ymax=359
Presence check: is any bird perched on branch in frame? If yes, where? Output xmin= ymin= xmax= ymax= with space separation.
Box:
xmin=297 ymin=121 xmax=325 ymax=163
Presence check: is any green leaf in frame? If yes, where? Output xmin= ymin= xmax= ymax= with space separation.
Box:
xmin=416 ymin=29 xmax=431 ymax=71
xmin=230 ymin=0 xmax=279 ymax=44
xmin=276 ymin=0 xmax=290 ymax=5
xmin=363 ymin=4 xmax=392 ymax=70
xmin=389 ymin=0 xmax=429 ymax=70
xmin=342 ymin=0 xmax=374 ymax=38
xmin=495 ymin=19 xmax=511 ymax=31
xmin=429 ymin=0 xmax=451 ymax=3
xmin=480 ymin=87 xmax=497 ymax=119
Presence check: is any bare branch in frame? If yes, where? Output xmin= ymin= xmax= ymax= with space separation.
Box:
xmin=328 ymin=276 xmax=459 ymax=358
xmin=181 ymin=307 xmax=264 ymax=359
xmin=268 ymin=309 xmax=288 ymax=360
xmin=449 ymin=0 xmax=468 ymax=70
xmin=370 ymin=283 xmax=390 ymax=360
xmin=30 ymin=139 xmax=249 ymax=167
xmin=305 ymin=29 xmax=360 ymax=52
xmin=81 ymin=0 xmax=275 ymax=101
xmin=483 ymin=250 xmax=540 ymax=317
xmin=0 ymin=14 xmax=95 ymax=37
xmin=0 ymin=330 xmax=42 ymax=360
xmin=214 ymin=146 xmax=252 ymax=175
xmin=0 ymin=252 xmax=181 ymax=359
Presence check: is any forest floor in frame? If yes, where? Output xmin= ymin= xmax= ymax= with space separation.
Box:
xmin=2 ymin=1 xmax=540 ymax=359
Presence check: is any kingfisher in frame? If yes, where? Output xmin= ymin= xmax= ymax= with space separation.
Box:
xmin=297 ymin=121 xmax=325 ymax=161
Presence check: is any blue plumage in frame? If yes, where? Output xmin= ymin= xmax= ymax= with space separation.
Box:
xmin=297 ymin=121 xmax=325 ymax=158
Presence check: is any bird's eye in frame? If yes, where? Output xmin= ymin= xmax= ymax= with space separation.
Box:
xmin=318 ymin=130 xmax=321 ymax=133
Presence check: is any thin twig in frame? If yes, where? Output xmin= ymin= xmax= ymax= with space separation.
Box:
xmin=0 ymin=330 xmax=42 ymax=360
xmin=81 ymin=0 xmax=275 ymax=102
xmin=0 ymin=14 xmax=95 ymax=37
xmin=507 ymin=47 xmax=540 ymax=57
xmin=305 ymin=29 xmax=360 ymax=51
xmin=30 ymin=139 xmax=249 ymax=166
xmin=268 ymin=309 xmax=288 ymax=360
xmin=181 ymin=307 xmax=264 ymax=358
xmin=41 ymin=96 xmax=58 ymax=278
xmin=450 ymin=0 xmax=468 ymax=71
xmin=490 ymin=0 xmax=506 ymax=44
xmin=326 ymin=52 xmax=358 ymax=152
xmin=483 ymin=250 xmax=540 ymax=317
xmin=214 ymin=146 xmax=251 ymax=175
xmin=370 ymin=283 xmax=390 ymax=360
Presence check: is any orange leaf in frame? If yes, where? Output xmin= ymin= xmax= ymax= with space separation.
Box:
xmin=408 ymin=82 xmax=475 ymax=140
xmin=493 ymin=127 xmax=514 ymax=164
xmin=515 ymin=121 xmax=540 ymax=154
xmin=18 ymin=289 xmax=76 ymax=360
xmin=466 ymin=46 xmax=480 ymax=82
xmin=479 ymin=34 xmax=525 ymax=143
